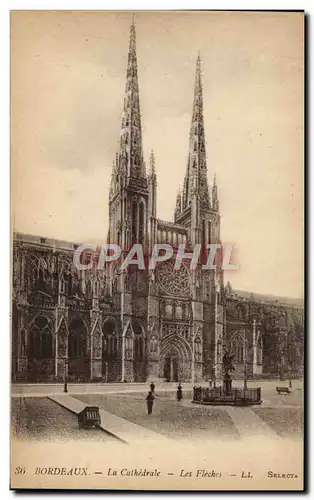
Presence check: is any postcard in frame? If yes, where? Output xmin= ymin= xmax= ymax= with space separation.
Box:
xmin=10 ymin=10 xmax=304 ymax=491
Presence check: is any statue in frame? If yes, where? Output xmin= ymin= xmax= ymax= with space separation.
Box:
xmin=222 ymin=348 xmax=235 ymax=395
xmin=222 ymin=349 xmax=235 ymax=376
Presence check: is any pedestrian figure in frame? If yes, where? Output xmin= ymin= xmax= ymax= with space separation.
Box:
xmin=209 ymin=379 xmax=212 ymax=388
xmin=150 ymin=381 xmax=155 ymax=395
xmin=177 ymin=383 xmax=183 ymax=402
xmin=146 ymin=391 xmax=155 ymax=415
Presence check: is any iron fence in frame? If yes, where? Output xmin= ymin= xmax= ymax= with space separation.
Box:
xmin=193 ymin=385 xmax=261 ymax=404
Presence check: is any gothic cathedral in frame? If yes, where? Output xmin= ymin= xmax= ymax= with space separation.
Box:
xmin=12 ymin=21 xmax=304 ymax=383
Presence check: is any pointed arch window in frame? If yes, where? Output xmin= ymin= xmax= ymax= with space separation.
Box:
xmin=238 ymin=306 xmax=245 ymax=320
xmin=29 ymin=315 xmax=53 ymax=359
xmin=139 ymin=202 xmax=145 ymax=244
xmin=202 ymin=219 xmax=206 ymax=246
xmin=150 ymin=335 xmax=158 ymax=354
xmin=66 ymin=273 xmax=73 ymax=295
xmin=133 ymin=321 xmax=144 ymax=359
xmin=27 ymin=253 xmax=51 ymax=293
xmin=103 ymin=321 xmax=119 ymax=360
xmin=194 ymin=337 xmax=202 ymax=362
xmin=125 ymin=336 xmax=133 ymax=360
xmin=236 ymin=343 xmax=244 ymax=364
xmin=86 ymin=280 xmax=92 ymax=298
xmin=165 ymin=304 xmax=173 ymax=318
xmin=208 ymin=222 xmax=212 ymax=245
xmin=38 ymin=267 xmax=46 ymax=292
xmin=132 ymin=201 xmax=138 ymax=242
xmin=175 ymin=304 xmax=183 ymax=320
xmin=217 ymin=342 xmax=222 ymax=363
xmin=68 ymin=318 xmax=87 ymax=359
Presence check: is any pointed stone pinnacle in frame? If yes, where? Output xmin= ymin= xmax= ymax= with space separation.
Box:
xmin=149 ymin=150 xmax=156 ymax=176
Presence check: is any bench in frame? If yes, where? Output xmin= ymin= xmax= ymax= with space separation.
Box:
xmin=276 ymin=386 xmax=291 ymax=395
xmin=78 ymin=406 xmax=101 ymax=429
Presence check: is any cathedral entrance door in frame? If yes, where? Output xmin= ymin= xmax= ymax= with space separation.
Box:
xmin=160 ymin=335 xmax=192 ymax=382
xmin=163 ymin=357 xmax=179 ymax=382
xmin=172 ymin=358 xmax=179 ymax=382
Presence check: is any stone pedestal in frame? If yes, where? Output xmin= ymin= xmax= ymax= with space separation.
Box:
xmin=223 ymin=373 xmax=232 ymax=395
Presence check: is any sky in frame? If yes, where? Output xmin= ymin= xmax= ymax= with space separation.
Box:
xmin=11 ymin=11 xmax=304 ymax=298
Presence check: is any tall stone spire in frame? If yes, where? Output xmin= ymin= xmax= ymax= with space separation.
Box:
xmin=181 ymin=54 xmax=210 ymax=211
xmin=108 ymin=18 xmax=149 ymax=251
xmin=119 ymin=19 xmax=146 ymax=182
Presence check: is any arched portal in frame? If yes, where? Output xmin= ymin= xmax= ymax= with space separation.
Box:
xmin=68 ymin=317 xmax=89 ymax=381
xmin=159 ymin=335 xmax=192 ymax=382
xmin=163 ymin=346 xmax=180 ymax=382
xmin=132 ymin=320 xmax=146 ymax=382
xmin=102 ymin=319 xmax=120 ymax=382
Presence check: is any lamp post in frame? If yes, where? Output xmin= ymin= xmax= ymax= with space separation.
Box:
xmin=243 ymin=329 xmax=248 ymax=391
xmin=63 ymin=358 xmax=68 ymax=393
xmin=213 ymin=341 xmax=217 ymax=388
xmin=287 ymin=338 xmax=293 ymax=389
xmin=191 ymin=334 xmax=195 ymax=385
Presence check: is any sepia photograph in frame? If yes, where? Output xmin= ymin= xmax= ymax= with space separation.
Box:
xmin=10 ymin=10 xmax=304 ymax=491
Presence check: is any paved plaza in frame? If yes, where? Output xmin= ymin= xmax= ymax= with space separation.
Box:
xmin=11 ymin=396 xmax=116 ymax=443
xmin=11 ymin=379 xmax=303 ymax=444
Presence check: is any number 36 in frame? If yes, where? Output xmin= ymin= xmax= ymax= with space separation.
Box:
xmin=15 ymin=466 xmax=26 ymax=475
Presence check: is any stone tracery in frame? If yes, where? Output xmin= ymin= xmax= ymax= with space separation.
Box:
xmin=157 ymin=260 xmax=190 ymax=296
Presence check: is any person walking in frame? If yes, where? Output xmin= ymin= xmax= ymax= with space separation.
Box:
xmin=146 ymin=391 xmax=155 ymax=415
xmin=177 ymin=383 xmax=183 ymax=402
xmin=150 ymin=381 xmax=155 ymax=395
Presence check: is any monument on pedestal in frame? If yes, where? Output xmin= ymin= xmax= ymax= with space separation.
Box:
xmin=192 ymin=347 xmax=262 ymax=406
xmin=222 ymin=349 xmax=235 ymax=396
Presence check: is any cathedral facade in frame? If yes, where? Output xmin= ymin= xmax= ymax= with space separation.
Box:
xmin=11 ymin=22 xmax=304 ymax=383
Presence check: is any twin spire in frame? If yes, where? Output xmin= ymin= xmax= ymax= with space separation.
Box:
xmin=110 ymin=19 xmax=218 ymax=214
xmin=180 ymin=54 xmax=211 ymax=213
xmin=110 ymin=18 xmax=147 ymax=200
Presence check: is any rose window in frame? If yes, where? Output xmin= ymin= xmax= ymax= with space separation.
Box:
xmin=157 ymin=260 xmax=190 ymax=296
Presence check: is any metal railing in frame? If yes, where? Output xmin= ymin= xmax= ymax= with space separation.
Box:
xmin=193 ymin=385 xmax=261 ymax=403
